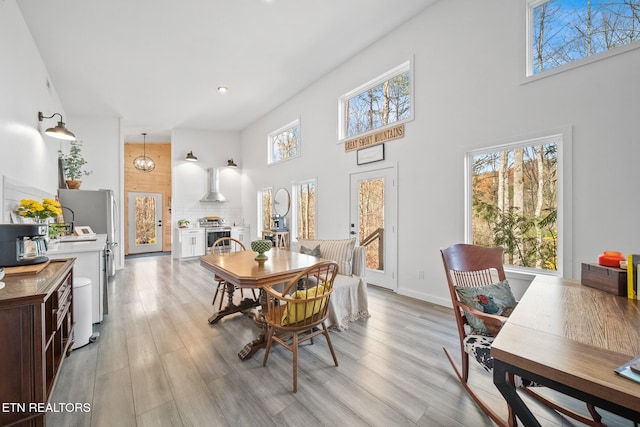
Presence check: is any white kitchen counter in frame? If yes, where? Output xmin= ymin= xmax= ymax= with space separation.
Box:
xmin=46 ymin=234 xmax=107 ymax=254
xmin=47 ymin=234 xmax=107 ymax=323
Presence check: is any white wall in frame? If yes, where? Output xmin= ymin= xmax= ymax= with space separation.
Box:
xmin=0 ymin=0 xmax=66 ymax=203
xmin=171 ymin=128 xmax=244 ymax=229
xmin=240 ymin=0 xmax=640 ymax=306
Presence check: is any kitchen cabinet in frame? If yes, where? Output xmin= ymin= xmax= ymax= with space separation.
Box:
xmin=0 ymin=259 xmax=75 ymax=427
xmin=231 ymin=225 xmax=251 ymax=249
xmin=174 ymin=228 xmax=206 ymax=259
xmin=47 ymin=234 xmax=107 ymax=324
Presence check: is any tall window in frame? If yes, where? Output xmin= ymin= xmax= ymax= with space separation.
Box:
xmin=257 ymin=187 xmax=273 ymax=235
xmin=292 ymin=179 xmax=316 ymax=240
xmin=268 ymin=119 xmax=300 ymax=164
xmin=339 ymin=61 xmax=413 ymax=140
xmin=466 ymin=134 xmax=565 ymax=273
xmin=528 ymin=0 xmax=640 ymax=76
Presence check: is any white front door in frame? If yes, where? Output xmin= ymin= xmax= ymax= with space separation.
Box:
xmin=127 ymin=192 xmax=163 ymax=254
xmin=349 ymin=165 xmax=397 ymax=290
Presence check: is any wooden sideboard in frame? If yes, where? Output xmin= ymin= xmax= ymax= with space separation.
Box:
xmin=0 ymin=258 xmax=75 ymax=427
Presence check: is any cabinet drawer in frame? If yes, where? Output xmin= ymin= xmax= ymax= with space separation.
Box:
xmin=56 ymin=274 xmax=72 ymax=303
xmin=56 ymin=298 xmax=72 ymax=328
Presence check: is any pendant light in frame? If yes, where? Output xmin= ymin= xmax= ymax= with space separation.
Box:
xmin=133 ymin=133 xmax=155 ymax=172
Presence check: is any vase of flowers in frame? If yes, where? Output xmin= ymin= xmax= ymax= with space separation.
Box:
xmin=58 ymin=140 xmax=92 ymax=189
xmin=16 ymin=198 xmax=62 ymax=222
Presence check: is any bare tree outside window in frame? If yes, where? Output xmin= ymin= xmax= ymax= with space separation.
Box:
xmin=345 ymin=71 xmax=411 ymax=138
xmin=294 ymin=180 xmax=316 ymax=240
xmin=340 ymin=61 xmax=412 ymax=140
xmin=260 ymin=188 xmax=273 ymax=233
xmin=531 ymin=0 xmax=640 ymax=74
xmin=470 ymin=140 xmax=559 ymax=271
xmin=268 ymin=120 xmax=300 ymax=164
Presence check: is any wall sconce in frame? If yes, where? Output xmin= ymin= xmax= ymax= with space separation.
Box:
xmin=38 ymin=111 xmax=76 ymax=141
xmin=185 ymin=151 xmax=198 ymax=162
xmin=227 ymin=158 xmax=238 ymax=168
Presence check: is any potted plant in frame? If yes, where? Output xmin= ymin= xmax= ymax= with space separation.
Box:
xmin=58 ymin=140 xmax=92 ymax=189
xmin=177 ymin=219 xmax=190 ymax=228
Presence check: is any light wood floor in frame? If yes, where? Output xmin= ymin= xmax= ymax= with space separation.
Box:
xmin=47 ymin=255 xmax=632 ymax=427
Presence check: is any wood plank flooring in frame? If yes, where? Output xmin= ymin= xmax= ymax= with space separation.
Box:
xmin=47 ymin=255 xmax=632 ymax=426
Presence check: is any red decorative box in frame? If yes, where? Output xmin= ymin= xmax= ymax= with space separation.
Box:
xmin=581 ymin=263 xmax=627 ymax=296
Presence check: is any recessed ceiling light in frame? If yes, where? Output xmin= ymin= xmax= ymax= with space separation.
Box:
xmin=217 ymin=86 xmax=228 ymax=93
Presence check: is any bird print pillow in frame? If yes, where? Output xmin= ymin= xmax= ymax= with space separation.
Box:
xmin=455 ymin=279 xmax=517 ymax=336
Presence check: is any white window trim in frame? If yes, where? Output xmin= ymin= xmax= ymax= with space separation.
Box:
xmin=464 ymin=126 xmax=573 ymax=277
xmin=291 ymin=178 xmax=317 ymax=243
xmin=338 ymin=59 xmax=414 ymax=143
xmin=268 ymin=118 xmax=301 ymax=165
xmin=523 ymin=0 xmax=640 ymax=84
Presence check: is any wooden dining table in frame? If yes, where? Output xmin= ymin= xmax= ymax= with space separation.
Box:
xmin=200 ymin=248 xmax=324 ymax=360
xmin=492 ymin=274 xmax=640 ymax=426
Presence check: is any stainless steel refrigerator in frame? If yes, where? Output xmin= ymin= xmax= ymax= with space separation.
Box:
xmin=57 ymin=189 xmax=119 ymax=278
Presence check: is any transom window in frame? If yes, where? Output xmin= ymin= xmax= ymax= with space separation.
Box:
xmin=528 ymin=0 xmax=640 ymax=76
xmin=466 ymin=133 xmax=568 ymax=274
xmin=268 ymin=119 xmax=300 ymax=165
xmin=291 ymin=179 xmax=316 ymax=241
xmin=339 ymin=61 xmax=413 ymax=141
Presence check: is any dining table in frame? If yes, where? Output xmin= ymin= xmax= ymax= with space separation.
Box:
xmin=492 ymin=274 xmax=640 ymax=426
xmin=200 ymin=247 xmax=325 ymax=360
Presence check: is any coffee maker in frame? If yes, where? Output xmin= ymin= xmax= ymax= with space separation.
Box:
xmin=0 ymin=224 xmax=49 ymax=267
xmin=271 ymin=214 xmax=287 ymax=231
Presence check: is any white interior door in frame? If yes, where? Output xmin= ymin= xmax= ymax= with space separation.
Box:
xmin=350 ymin=165 xmax=397 ymax=290
xmin=127 ymin=192 xmax=163 ymax=254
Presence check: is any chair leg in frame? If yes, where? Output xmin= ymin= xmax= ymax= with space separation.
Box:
xmin=443 ymin=347 xmax=509 ymax=427
xmin=322 ymin=324 xmax=339 ymax=366
xmin=262 ymin=326 xmax=275 ymax=367
xmin=212 ymin=281 xmax=223 ymax=305
xmin=293 ymin=332 xmax=299 ymax=393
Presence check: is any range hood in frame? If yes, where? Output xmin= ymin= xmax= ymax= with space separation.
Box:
xmin=201 ymin=168 xmax=227 ymax=202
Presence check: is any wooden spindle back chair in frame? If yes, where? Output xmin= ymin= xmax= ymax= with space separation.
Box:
xmin=441 ymin=243 xmax=603 ymax=427
xmin=262 ymin=260 xmax=340 ymax=392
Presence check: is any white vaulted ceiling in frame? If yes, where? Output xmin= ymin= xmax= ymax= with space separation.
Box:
xmin=17 ymin=0 xmax=437 ymax=140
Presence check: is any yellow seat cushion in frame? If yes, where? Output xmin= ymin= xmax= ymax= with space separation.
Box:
xmin=281 ymin=284 xmax=328 ymax=325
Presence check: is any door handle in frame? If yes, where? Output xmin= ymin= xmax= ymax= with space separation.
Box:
xmin=158 ymin=219 xmax=162 ymax=228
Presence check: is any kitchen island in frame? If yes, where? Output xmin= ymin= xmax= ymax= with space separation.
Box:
xmin=47 ymin=234 xmax=107 ymax=323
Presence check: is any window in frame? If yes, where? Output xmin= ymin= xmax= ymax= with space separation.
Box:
xmin=257 ymin=187 xmax=273 ymax=236
xmin=339 ymin=61 xmax=412 ymax=140
xmin=466 ymin=132 xmax=569 ymax=274
xmin=528 ymin=0 xmax=640 ymax=76
xmin=268 ymin=119 xmax=300 ymax=164
xmin=291 ymin=179 xmax=316 ymax=241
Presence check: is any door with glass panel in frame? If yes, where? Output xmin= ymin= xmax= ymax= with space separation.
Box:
xmin=127 ymin=192 xmax=163 ymax=254
xmin=349 ymin=166 xmax=397 ymax=290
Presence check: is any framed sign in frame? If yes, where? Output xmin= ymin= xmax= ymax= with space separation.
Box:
xmin=357 ymin=144 xmax=385 ymax=165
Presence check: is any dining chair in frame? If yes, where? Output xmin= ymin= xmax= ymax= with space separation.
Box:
xmin=441 ymin=243 xmax=603 ymax=427
xmin=210 ymin=237 xmax=257 ymax=308
xmin=262 ymin=260 xmax=340 ymax=392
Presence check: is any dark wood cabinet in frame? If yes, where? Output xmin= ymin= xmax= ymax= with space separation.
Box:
xmin=0 ymin=259 xmax=74 ymax=427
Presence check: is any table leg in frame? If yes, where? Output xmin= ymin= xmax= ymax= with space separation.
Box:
xmin=238 ymin=288 xmax=269 ymax=360
xmin=208 ymin=282 xmax=260 ymax=324
xmin=493 ymin=359 xmax=541 ymax=427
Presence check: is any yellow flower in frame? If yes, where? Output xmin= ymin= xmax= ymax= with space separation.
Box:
xmin=16 ymin=198 xmax=61 ymax=220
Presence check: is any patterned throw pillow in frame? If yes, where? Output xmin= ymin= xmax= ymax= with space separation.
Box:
xmin=455 ymin=279 xmax=517 ymax=336
xmin=300 ymin=244 xmax=321 ymax=257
